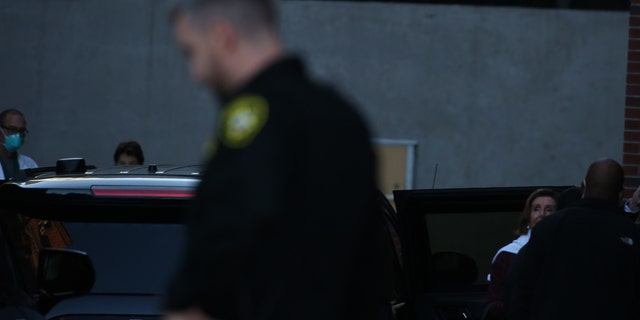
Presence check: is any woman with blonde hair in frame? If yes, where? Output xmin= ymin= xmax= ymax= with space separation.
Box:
xmin=484 ymin=188 xmax=557 ymax=320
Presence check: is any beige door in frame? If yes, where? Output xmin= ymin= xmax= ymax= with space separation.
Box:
xmin=373 ymin=139 xmax=417 ymax=199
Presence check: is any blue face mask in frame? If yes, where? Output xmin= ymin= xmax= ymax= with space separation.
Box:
xmin=2 ymin=130 xmax=23 ymax=153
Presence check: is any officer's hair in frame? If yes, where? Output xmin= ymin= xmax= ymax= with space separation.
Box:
xmin=0 ymin=109 xmax=25 ymax=126
xmin=171 ymin=0 xmax=277 ymax=37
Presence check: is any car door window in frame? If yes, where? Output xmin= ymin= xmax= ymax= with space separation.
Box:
xmin=426 ymin=211 xmax=520 ymax=286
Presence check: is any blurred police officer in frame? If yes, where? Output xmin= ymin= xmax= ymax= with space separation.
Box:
xmin=164 ymin=1 xmax=385 ymax=319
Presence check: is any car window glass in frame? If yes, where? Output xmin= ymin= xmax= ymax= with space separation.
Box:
xmin=2 ymin=211 xmax=185 ymax=295
xmin=425 ymin=211 xmax=520 ymax=286
xmin=1 ymin=212 xmax=52 ymax=299
xmin=63 ymin=222 xmax=184 ymax=294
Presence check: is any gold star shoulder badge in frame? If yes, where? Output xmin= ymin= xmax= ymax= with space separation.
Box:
xmin=220 ymin=94 xmax=269 ymax=149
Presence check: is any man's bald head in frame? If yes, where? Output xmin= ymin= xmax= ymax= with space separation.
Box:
xmin=583 ymin=158 xmax=624 ymax=203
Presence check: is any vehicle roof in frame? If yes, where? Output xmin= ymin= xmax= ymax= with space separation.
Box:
xmin=15 ymin=164 xmax=203 ymax=191
xmin=31 ymin=164 xmax=203 ymax=178
xmin=90 ymin=164 xmax=202 ymax=176
xmin=19 ymin=176 xmax=201 ymax=191
xmin=0 ymin=164 xmax=204 ymax=223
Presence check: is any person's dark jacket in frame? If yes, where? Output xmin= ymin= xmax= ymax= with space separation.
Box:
xmin=164 ymin=57 xmax=386 ymax=319
xmin=485 ymin=251 xmax=517 ymax=320
xmin=504 ymin=198 xmax=640 ymax=320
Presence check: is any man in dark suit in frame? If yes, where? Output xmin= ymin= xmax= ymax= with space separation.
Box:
xmin=505 ymin=158 xmax=640 ymax=320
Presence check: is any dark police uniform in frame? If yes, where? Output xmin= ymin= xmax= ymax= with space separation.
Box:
xmin=165 ymin=57 xmax=385 ymax=319
xmin=505 ymin=198 xmax=640 ymax=320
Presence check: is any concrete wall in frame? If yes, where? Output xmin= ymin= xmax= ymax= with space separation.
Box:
xmin=0 ymin=0 xmax=628 ymax=188
xmin=1 ymin=0 xmax=215 ymax=169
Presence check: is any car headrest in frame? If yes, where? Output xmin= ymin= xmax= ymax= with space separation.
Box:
xmin=429 ymin=251 xmax=478 ymax=287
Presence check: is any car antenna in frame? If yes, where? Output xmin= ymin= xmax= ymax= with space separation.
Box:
xmin=432 ymin=163 xmax=439 ymax=189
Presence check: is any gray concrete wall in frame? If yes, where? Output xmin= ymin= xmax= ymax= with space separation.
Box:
xmin=0 ymin=0 xmax=628 ymax=188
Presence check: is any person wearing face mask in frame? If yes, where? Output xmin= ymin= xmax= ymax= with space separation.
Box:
xmin=484 ymin=188 xmax=558 ymax=320
xmin=0 ymin=109 xmax=37 ymax=181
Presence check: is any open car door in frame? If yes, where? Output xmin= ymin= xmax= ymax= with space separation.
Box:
xmin=394 ymin=186 xmax=570 ymax=320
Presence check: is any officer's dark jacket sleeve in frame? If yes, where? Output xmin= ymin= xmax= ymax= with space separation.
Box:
xmin=504 ymin=216 xmax=555 ymax=320
xmin=164 ymin=105 xmax=292 ymax=317
xmin=164 ymin=57 xmax=381 ymax=319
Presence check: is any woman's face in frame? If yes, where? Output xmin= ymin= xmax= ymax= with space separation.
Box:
xmin=116 ymin=154 xmax=140 ymax=166
xmin=529 ymin=196 xmax=557 ymax=229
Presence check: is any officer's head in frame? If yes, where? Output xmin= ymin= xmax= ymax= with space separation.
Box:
xmin=582 ymin=158 xmax=624 ymax=204
xmin=171 ymin=0 xmax=282 ymax=96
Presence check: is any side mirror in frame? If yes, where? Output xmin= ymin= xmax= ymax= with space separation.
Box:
xmin=38 ymin=248 xmax=95 ymax=300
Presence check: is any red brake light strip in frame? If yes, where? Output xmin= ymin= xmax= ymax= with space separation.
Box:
xmin=91 ymin=187 xmax=195 ymax=198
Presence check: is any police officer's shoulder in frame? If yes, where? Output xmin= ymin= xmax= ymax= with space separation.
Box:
xmin=219 ymin=94 xmax=270 ymax=149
